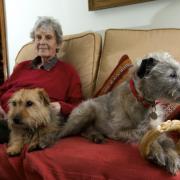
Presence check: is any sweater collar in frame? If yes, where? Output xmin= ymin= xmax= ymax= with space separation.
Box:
xmin=31 ymin=56 xmax=58 ymax=70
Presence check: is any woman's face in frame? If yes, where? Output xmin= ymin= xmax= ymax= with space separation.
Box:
xmin=34 ymin=26 xmax=58 ymax=61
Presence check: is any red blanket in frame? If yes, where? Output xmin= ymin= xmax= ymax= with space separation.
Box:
xmin=0 ymin=137 xmax=179 ymax=180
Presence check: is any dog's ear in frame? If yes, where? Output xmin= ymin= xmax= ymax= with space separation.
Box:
xmin=137 ymin=57 xmax=158 ymax=78
xmin=37 ymin=88 xmax=50 ymax=106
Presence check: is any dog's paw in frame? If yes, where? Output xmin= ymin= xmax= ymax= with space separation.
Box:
xmin=81 ymin=130 xmax=105 ymax=144
xmin=28 ymin=142 xmax=41 ymax=152
xmin=90 ymin=134 xmax=106 ymax=144
xmin=165 ymin=150 xmax=180 ymax=175
xmin=38 ymin=138 xmax=53 ymax=149
xmin=147 ymin=142 xmax=167 ymax=167
xmin=81 ymin=131 xmax=105 ymax=144
xmin=148 ymin=150 xmax=166 ymax=167
xmin=6 ymin=146 xmax=21 ymax=156
xmin=38 ymin=141 xmax=48 ymax=149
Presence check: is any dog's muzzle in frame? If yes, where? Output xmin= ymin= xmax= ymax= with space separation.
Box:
xmin=12 ymin=115 xmax=22 ymax=124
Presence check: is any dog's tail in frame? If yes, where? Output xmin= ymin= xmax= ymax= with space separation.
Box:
xmin=57 ymin=99 xmax=97 ymax=138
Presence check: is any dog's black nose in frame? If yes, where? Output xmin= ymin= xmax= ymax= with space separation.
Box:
xmin=13 ymin=115 xmax=21 ymax=124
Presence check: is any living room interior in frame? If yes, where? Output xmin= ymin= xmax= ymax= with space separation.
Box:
xmin=0 ymin=0 xmax=180 ymax=179
xmin=2 ymin=0 xmax=180 ymax=74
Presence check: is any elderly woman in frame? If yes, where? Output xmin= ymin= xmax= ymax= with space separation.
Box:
xmin=0 ymin=16 xmax=83 ymax=128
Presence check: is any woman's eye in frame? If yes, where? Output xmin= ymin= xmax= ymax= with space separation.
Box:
xmin=45 ymin=35 xmax=52 ymax=40
xmin=35 ymin=35 xmax=42 ymax=40
xmin=26 ymin=101 xmax=33 ymax=107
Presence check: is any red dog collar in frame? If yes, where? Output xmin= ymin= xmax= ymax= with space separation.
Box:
xmin=129 ymin=79 xmax=153 ymax=108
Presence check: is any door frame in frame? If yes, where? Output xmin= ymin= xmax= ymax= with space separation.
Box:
xmin=0 ymin=0 xmax=8 ymax=79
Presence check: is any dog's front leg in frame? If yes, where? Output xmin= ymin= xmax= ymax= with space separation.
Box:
xmin=146 ymin=139 xmax=166 ymax=167
xmin=28 ymin=129 xmax=55 ymax=151
xmin=159 ymin=135 xmax=180 ymax=175
xmin=148 ymin=135 xmax=180 ymax=175
xmin=28 ymin=132 xmax=40 ymax=152
xmin=7 ymin=130 xmax=24 ymax=156
xmin=38 ymin=127 xmax=60 ymax=149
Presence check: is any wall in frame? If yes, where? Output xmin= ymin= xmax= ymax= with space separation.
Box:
xmin=4 ymin=0 xmax=180 ymax=74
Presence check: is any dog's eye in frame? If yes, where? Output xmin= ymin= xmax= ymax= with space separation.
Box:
xmin=26 ymin=101 xmax=33 ymax=107
xmin=12 ymin=101 xmax=16 ymax=106
xmin=169 ymin=72 xmax=177 ymax=78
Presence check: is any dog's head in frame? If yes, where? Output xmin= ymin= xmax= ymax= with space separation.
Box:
xmin=135 ymin=52 xmax=180 ymax=103
xmin=8 ymin=88 xmax=51 ymax=129
xmin=137 ymin=57 xmax=158 ymax=79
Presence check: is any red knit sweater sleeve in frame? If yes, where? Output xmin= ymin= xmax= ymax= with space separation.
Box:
xmin=0 ymin=61 xmax=27 ymax=99
xmin=59 ymin=68 xmax=83 ymax=116
xmin=0 ymin=60 xmax=83 ymax=116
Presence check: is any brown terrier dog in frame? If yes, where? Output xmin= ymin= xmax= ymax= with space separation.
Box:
xmin=7 ymin=88 xmax=62 ymax=156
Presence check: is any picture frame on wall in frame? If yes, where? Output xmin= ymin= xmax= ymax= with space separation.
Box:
xmin=88 ymin=0 xmax=155 ymax=11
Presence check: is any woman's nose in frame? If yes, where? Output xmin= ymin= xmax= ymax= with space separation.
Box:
xmin=39 ymin=37 xmax=46 ymax=44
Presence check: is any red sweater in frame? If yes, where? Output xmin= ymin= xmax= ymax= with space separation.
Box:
xmin=0 ymin=60 xmax=83 ymax=116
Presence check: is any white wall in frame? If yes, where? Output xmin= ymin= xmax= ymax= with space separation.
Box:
xmin=4 ymin=0 xmax=180 ymax=74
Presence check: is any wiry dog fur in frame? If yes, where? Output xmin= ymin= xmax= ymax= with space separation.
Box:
xmin=58 ymin=52 xmax=180 ymax=175
xmin=7 ymin=88 xmax=62 ymax=156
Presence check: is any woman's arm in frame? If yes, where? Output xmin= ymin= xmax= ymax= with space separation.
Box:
xmin=57 ymin=70 xmax=83 ymax=116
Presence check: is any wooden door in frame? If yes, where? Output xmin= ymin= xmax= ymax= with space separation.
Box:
xmin=0 ymin=0 xmax=8 ymax=84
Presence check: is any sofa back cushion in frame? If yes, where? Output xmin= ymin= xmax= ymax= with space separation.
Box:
xmin=15 ymin=32 xmax=102 ymax=98
xmin=94 ymin=54 xmax=133 ymax=97
xmin=95 ymin=28 xmax=180 ymax=92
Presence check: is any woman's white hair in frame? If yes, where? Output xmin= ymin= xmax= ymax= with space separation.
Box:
xmin=30 ymin=16 xmax=63 ymax=45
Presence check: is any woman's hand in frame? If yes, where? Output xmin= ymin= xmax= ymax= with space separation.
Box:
xmin=50 ymin=102 xmax=61 ymax=114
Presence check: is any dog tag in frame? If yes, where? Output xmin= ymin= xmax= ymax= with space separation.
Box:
xmin=150 ymin=112 xmax=157 ymax=120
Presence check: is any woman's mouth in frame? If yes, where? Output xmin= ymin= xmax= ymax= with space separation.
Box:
xmin=39 ymin=48 xmax=48 ymax=51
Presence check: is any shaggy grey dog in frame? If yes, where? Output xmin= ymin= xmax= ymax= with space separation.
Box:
xmin=59 ymin=52 xmax=180 ymax=175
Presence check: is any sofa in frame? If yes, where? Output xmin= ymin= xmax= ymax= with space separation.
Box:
xmin=1 ymin=29 xmax=180 ymax=179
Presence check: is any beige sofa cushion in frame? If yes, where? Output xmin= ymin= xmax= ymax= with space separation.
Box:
xmin=95 ymin=28 xmax=180 ymax=92
xmin=15 ymin=32 xmax=102 ymax=98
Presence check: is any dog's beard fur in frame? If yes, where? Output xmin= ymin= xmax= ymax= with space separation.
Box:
xmin=7 ymin=88 xmax=62 ymax=156
xmin=58 ymin=52 xmax=180 ymax=175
